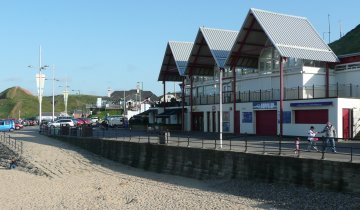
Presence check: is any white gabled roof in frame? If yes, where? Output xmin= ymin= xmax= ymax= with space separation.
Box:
xmin=169 ymin=41 xmax=193 ymax=76
xmin=158 ymin=41 xmax=193 ymax=82
xmin=185 ymin=27 xmax=238 ymax=76
xmin=251 ymin=8 xmax=338 ymax=62
xmin=226 ymin=8 xmax=339 ymax=67
xmin=200 ymin=27 xmax=238 ymax=68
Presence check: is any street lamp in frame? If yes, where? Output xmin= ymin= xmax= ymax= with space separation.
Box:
xmin=45 ymin=65 xmax=59 ymax=122
xmin=59 ymin=81 xmax=70 ymax=115
xmin=28 ymin=46 xmax=49 ymax=126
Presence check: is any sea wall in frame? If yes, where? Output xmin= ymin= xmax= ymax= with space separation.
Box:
xmin=54 ymin=136 xmax=360 ymax=194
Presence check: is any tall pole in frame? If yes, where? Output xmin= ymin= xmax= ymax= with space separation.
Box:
xmin=123 ymin=90 xmax=126 ymax=117
xmin=219 ymin=68 xmax=223 ymax=148
xmin=39 ymin=46 xmax=43 ymax=125
xmin=52 ymin=65 xmax=55 ymax=122
xmin=328 ymin=14 xmax=331 ymax=44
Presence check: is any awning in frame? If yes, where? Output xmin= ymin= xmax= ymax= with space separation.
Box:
xmin=156 ymin=108 xmax=184 ymax=118
xmin=139 ymin=109 xmax=158 ymax=116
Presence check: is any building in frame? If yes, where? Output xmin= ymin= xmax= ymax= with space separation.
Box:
xmin=156 ymin=8 xmax=360 ymax=139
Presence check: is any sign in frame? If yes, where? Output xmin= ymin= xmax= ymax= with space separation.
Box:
xmin=290 ymin=101 xmax=332 ymax=107
xmin=253 ymin=101 xmax=277 ymax=110
xmin=242 ymin=112 xmax=252 ymax=123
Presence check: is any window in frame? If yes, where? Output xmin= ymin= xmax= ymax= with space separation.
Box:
xmin=294 ymin=109 xmax=328 ymax=124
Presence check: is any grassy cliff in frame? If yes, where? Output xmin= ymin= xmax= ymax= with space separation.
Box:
xmin=0 ymin=87 xmax=99 ymax=119
xmin=329 ymin=24 xmax=360 ymax=55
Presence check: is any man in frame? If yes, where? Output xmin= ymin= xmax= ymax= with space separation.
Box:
xmin=321 ymin=122 xmax=337 ymax=153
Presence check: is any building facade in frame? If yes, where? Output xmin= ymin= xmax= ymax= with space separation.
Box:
xmin=156 ymin=8 xmax=360 ymax=139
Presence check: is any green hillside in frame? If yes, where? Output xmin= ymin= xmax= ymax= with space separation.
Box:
xmin=329 ymin=24 xmax=360 ymax=55
xmin=0 ymin=86 xmax=100 ymax=119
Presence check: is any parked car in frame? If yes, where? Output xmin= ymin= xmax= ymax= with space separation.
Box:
xmin=79 ymin=118 xmax=92 ymax=125
xmin=105 ymin=115 xmax=124 ymax=127
xmin=91 ymin=117 xmax=99 ymax=125
xmin=0 ymin=120 xmax=15 ymax=132
xmin=15 ymin=121 xmax=24 ymax=130
xmin=47 ymin=119 xmax=75 ymax=128
xmin=74 ymin=118 xmax=85 ymax=127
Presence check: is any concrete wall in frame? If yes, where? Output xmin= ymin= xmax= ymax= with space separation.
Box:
xmin=54 ymin=136 xmax=360 ymax=194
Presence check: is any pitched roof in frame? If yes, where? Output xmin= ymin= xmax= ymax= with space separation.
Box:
xmin=110 ymin=90 xmax=159 ymax=102
xmin=185 ymin=27 xmax=238 ymax=76
xmin=227 ymin=8 xmax=338 ymax=67
xmin=158 ymin=41 xmax=193 ymax=81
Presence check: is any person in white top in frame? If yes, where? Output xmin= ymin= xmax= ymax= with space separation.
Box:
xmin=307 ymin=126 xmax=319 ymax=151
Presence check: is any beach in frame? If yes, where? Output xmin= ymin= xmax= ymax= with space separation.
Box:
xmin=0 ymin=128 xmax=359 ymax=209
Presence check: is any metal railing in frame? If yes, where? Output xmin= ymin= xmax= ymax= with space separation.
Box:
xmin=41 ymin=127 xmax=360 ymax=163
xmin=183 ymin=83 xmax=360 ymax=105
xmin=0 ymin=132 xmax=23 ymax=155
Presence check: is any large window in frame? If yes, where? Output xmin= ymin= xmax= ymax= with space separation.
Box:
xmin=294 ymin=109 xmax=328 ymax=124
xmin=258 ymin=43 xmax=280 ymax=74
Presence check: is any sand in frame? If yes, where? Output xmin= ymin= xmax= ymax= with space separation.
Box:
xmin=1 ymin=128 xmax=359 ymax=210
xmin=0 ymin=129 xmax=269 ymax=210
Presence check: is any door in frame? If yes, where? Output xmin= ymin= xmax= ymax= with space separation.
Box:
xmin=234 ymin=111 xmax=240 ymax=134
xmin=256 ymin=110 xmax=277 ymax=135
xmin=192 ymin=112 xmax=204 ymax=131
xmin=212 ymin=112 xmax=216 ymax=132
xmin=207 ymin=112 xmax=210 ymax=132
xmin=343 ymin=109 xmax=350 ymax=139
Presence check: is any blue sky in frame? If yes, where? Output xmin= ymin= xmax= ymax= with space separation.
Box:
xmin=0 ymin=0 xmax=359 ymax=97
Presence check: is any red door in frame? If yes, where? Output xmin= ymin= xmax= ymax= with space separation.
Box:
xmin=256 ymin=110 xmax=277 ymax=136
xmin=343 ymin=109 xmax=350 ymax=139
xmin=234 ymin=111 xmax=240 ymax=134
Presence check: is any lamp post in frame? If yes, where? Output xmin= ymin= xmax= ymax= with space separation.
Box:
xmin=28 ymin=46 xmax=49 ymax=126
xmin=219 ymin=68 xmax=224 ymax=149
xmin=46 ymin=65 xmax=59 ymax=122
xmin=59 ymin=80 xmax=70 ymax=116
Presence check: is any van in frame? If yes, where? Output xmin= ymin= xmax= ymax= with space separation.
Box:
xmin=0 ymin=120 xmax=15 ymax=132
xmin=106 ymin=115 xmax=124 ymax=127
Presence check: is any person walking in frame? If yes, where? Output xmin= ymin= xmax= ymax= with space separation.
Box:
xmin=307 ymin=126 xmax=319 ymax=152
xmin=294 ymin=137 xmax=300 ymax=154
xmin=321 ymin=122 xmax=337 ymax=153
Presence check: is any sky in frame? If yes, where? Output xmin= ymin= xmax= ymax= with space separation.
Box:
xmin=0 ymin=0 xmax=359 ymax=97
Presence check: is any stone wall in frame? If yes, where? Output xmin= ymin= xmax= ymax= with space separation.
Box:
xmin=54 ymin=136 xmax=360 ymax=194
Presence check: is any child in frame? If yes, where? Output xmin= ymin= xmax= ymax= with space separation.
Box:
xmin=294 ymin=137 xmax=300 ymax=154
xmin=307 ymin=126 xmax=319 ymax=152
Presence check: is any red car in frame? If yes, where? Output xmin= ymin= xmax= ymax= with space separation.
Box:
xmin=75 ymin=118 xmax=86 ymax=127
xmin=15 ymin=121 xmax=24 ymax=130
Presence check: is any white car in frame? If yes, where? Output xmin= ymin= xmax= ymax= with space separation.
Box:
xmin=47 ymin=119 xmax=75 ymax=128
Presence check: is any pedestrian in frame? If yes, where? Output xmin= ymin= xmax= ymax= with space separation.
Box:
xmin=321 ymin=122 xmax=337 ymax=153
xmin=307 ymin=126 xmax=319 ymax=151
xmin=294 ymin=137 xmax=300 ymax=154
xmin=9 ymin=157 xmax=17 ymax=169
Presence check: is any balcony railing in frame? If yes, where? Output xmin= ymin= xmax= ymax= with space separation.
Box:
xmin=183 ymin=83 xmax=360 ymax=106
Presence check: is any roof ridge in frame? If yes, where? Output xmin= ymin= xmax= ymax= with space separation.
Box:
xmin=250 ymin=8 xmax=307 ymax=20
xmin=200 ymin=26 xmax=238 ymax=33
xmin=168 ymin=41 xmax=194 ymax=44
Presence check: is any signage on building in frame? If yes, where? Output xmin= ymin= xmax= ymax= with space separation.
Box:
xmin=290 ymin=101 xmax=332 ymax=107
xmin=242 ymin=112 xmax=252 ymax=123
xmin=253 ymin=101 xmax=277 ymax=109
